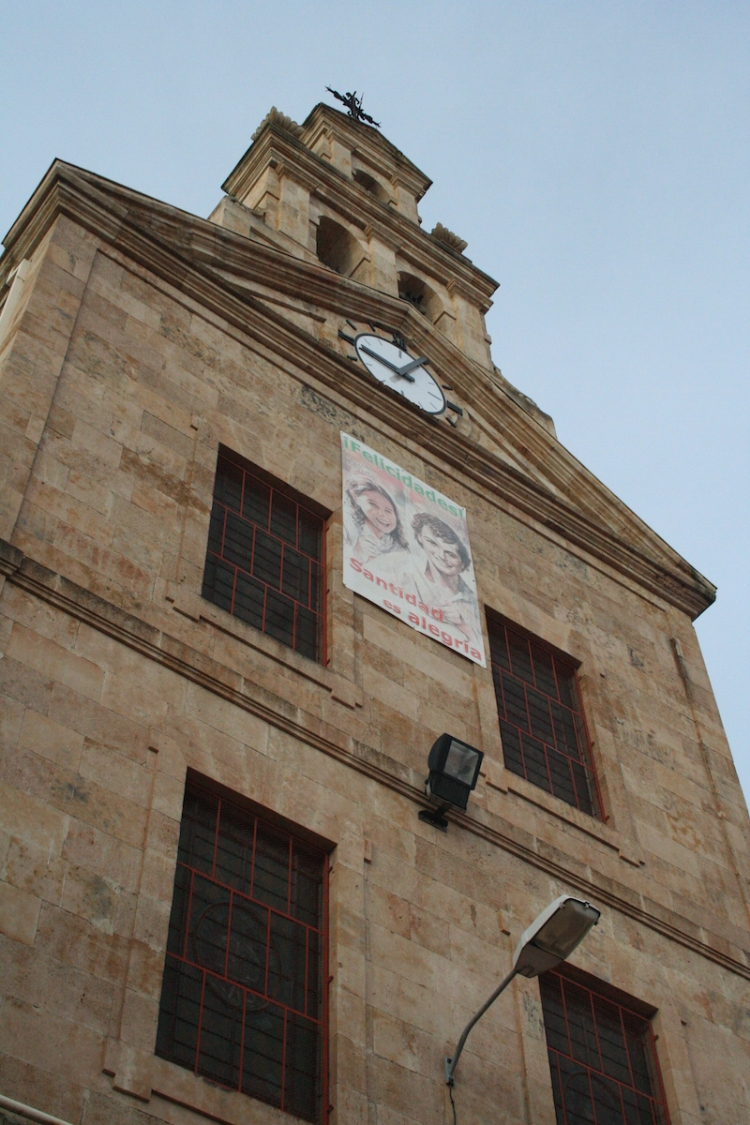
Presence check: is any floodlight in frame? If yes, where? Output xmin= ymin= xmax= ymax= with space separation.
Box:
xmin=418 ymin=734 xmax=484 ymax=830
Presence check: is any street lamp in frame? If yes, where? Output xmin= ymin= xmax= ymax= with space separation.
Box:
xmin=445 ymin=895 xmax=601 ymax=1085
xmin=418 ymin=734 xmax=484 ymax=831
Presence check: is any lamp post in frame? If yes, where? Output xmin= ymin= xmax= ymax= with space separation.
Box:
xmin=444 ymin=895 xmax=601 ymax=1085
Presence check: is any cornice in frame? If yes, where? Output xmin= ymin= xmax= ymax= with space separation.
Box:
xmin=299 ymin=102 xmax=432 ymax=200
xmin=0 ymin=163 xmax=715 ymax=618
xmin=220 ymin=124 xmax=498 ymax=307
xmin=1 ymin=538 xmax=746 ymax=980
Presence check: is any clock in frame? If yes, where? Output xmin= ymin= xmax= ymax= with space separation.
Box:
xmin=339 ymin=327 xmax=446 ymax=416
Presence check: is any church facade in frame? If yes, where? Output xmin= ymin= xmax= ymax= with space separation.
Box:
xmin=0 ymin=102 xmax=748 ymax=1125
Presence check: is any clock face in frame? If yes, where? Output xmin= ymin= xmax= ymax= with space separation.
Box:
xmin=354 ymin=334 xmax=446 ymax=416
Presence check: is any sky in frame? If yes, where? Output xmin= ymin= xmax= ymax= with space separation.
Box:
xmin=1 ymin=2 xmax=748 ymax=804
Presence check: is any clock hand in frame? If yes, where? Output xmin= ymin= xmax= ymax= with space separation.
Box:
xmin=398 ymin=355 xmax=431 ymax=377
xmin=359 ymin=345 xmax=416 ymax=381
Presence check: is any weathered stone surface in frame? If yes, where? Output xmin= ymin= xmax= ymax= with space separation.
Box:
xmin=0 ymin=104 xmax=747 ymax=1125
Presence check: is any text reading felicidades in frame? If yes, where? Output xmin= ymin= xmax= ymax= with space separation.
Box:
xmin=341 ymin=434 xmax=465 ymax=520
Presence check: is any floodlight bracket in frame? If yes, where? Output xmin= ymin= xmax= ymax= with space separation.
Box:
xmin=418 ymin=803 xmax=450 ymax=832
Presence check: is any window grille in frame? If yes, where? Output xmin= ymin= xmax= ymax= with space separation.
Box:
xmin=202 ymin=451 xmax=326 ymax=662
xmin=156 ymin=780 xmax=328 ymax=1124
xmin=487 ymin=615 xmax=602 ymax=817
xmin=539 ymin=970 xmax=671 ymax=1125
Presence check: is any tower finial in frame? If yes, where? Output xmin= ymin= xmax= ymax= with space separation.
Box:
xmin=326 ymin=87 xmax=381 ymax=128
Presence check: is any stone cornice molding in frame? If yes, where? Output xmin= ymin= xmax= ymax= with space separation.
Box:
xmin=301 ymin=102 xmax=432 ymax=201
xmin=220 ymin=123 xmax=497 ymax=307
xmin=0 ymin=163 xmax=715 ymax=618
xmin=250 ymin=106 xmax=303 ymax=142
xmin=0 ymin=538 xmax=746 ymax=980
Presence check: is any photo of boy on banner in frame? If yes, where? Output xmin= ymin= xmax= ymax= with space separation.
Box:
xmin=341 ymin=432 xmax=486 ymax=666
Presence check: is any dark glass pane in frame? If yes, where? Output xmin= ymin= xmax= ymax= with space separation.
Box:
xmin=206 ymin=504 xmax=225 ymax=556
xmin=265 ymin=588 xmax=295 ymax=648
xmin=285 ymin=1012 xmax=319 ymax=1122
xmin=227 ymin=900 xmax=269 ymax=998
xmin=282 ymin=548 xmax=309 ymax=604
xmin=270 ymin=491 xmax=297 ymax=546
xmin=552 ymin=703 xmax=582 ymax=761
xmin=298 ymin=507 xmax=322 ymax=558
xmin=572 ymin=762 xmax=595 ymax=816
xmin=309 ymin=562 xmax=322 ymax=613
xmin=233 ymin=571 xmax=265 ymax=631
xmin=197 ymin=976 xmax=243 ymax=1087
xmin=223 ymin=511 xmax=254 ymax=571
xmin=156 ymin=957 xmax=202 ymax=1068
xmin=548 ymin=749 xmax=577 ymax=807
xmin=636 ymin=1094 xmax=658 ymax=1125
xmin=178 ymin=787 xmax=218 ymax=873
xmin=527 ymin=686 xmax=555 ymax=744
xmin=520 ymin=734 xmax=551 ymax=792
xmin=508 ymin=630 xmax=534 ymax=683
xmin=295 ymin=607 xmax=319 ymax=662
xmin=242 ymin=1000 xmax=284 ymax=1108
xmin=243 ymin=475 xmax=270 ymax=529
xmin=539 ymin=973 xmax=569 ymax=1054
xmin=253 ymin=822 xmax=290 ymax=914
xmin=252 ymin=530 xmax=282 ymax=589
xmin=532 ymin=644 xmax=558 ymax=698
xmin=623 ymin=1013 xmax=654 ymax=1095
xmin=269 ymin=913 xmax=307 ymax=1013
xmin=622 ymin=1085 xmax=645 ymax=1125
xmin=166 ymin=864 xmax=191 ymax=956
xmin=501 ymin=672 xmax=529 ymax=731
xmin=489 ymin=624 xmax=510 ymax=671
xmin=291 ymin=846 xmax=321 ymax=927
xmin=589 ymin=1073 xmax=626 ymax=1124
xmin=189 ymin=877 xmax=229 ymax=977
xmin=557 ymin=1055 xmax=596 ymax=1125
xmin=499 ymin=721 xmax=524 ymax=777
xmin=306 ymin=930 xmax=320 ymax=1018
xmin=215 ymin=457 xmax=243 ymax=513
xmin=557 ymin=667 xmax=578 ymax=710
xmin=202 ymin=555 xmax=235 ymax=614
xmin=216 ymin=803 xmax=255 ymax=894
xmin=491 ymin=662 xmax=503 ymax=701
xmin=548 ymin=1052 xmax=565 ymax=1120
xmin=594 ymin=997 xmax=631 ymax=1085
xmin=565 ymin=982 xmax=600 ymax=1070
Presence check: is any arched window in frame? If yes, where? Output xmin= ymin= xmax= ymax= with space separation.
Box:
xmin=397 ymin=271 xmax=441 ymax=323
xmin=352 ymin=169 xmax=389 ymax=204
xmin=316 ymin=216 xmax=361 ymax=276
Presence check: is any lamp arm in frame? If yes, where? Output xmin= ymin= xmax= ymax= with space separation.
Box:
xmin=444 ymin=966 xmax=518 ymax=1085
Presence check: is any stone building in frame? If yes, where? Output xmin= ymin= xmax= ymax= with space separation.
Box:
xmin=0 ymin=101 xmax=749 ymax=1125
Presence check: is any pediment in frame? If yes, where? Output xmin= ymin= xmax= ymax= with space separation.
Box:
xmin=1 ymin=161 xmax=715 ymax=618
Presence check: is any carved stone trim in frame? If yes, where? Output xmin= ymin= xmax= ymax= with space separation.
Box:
xmin=251 ymin=106 xmax=303 ymax=142
xmin=431 ymin=222 xmax=468 ymax=254
xmin=2 ymin=538 xmax=748 ymax=981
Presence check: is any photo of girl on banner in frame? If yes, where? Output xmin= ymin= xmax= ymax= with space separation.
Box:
xmin=341 ymin=432 xmax=486 ymax=666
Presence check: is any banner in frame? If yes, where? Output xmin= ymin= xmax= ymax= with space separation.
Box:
xmin=341 ymin=433 xmax=485 ymax=666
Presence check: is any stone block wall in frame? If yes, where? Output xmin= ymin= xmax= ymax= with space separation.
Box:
xmin=0 ymin=210 xmax=749 ymax=1125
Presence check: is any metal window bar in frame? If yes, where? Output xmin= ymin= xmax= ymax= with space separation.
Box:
xmin=540 ymin=971 xmax=671 ymax=1125
xmin=488 ymin=616 xmax=604 ymax=819
xmin=156 ymin=782 xmax=328 ymax=1124
xmin=202 ymin=453 xmax=326 ymax=663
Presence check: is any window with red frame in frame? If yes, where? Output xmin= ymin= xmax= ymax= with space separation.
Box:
xmin=539 ymin=969 xmax=671 ymax=1125
xmin=156 ymin=780 xmax=327 ymax=1124
xmin=202 ymin=450 xmax=326 ymax=662
xmin=487 ymin=614 xmax=602 ymax=817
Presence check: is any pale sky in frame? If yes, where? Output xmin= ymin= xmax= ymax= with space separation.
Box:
xmin=1 ymin=2 xmax=748 ymax=804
